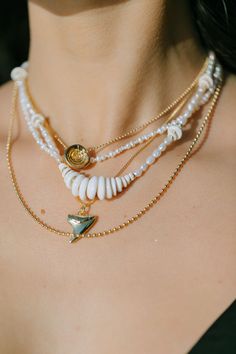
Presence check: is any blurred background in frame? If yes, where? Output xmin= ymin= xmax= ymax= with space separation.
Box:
xmin=0 ymin=2 xmax=29 ymax=85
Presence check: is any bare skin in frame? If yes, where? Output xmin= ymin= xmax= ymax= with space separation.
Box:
xmin=0 ymin=1 xmax=235 ymax=353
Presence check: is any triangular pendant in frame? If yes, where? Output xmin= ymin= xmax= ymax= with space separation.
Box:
xmin=68 ymin=213 xmax=97 ymax=243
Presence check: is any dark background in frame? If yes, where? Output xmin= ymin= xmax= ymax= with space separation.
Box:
xmin=0 ymin=2 xmax=29 ymax=85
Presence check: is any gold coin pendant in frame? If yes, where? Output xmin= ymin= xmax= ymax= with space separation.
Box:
xmin=64 ymin=144 xmax=90 ymax=170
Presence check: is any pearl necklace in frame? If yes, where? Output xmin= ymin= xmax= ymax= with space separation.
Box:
xmin=7 ymin=82 xmax=223 ymax=243
xmin=11 ymin=52 xmax=222 ymax=202
xmin=12 ymin=53 xmax=218 ymax=167
xmin=10 ymin=52 xmax=223 ymax=240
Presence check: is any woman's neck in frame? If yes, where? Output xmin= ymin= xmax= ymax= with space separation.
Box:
xmin=28 ymin=0 xmax=204 ymax=145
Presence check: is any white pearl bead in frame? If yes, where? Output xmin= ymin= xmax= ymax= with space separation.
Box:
xmin=11 ymin=67 xmax=27 ymax=81
xmin=209 ymin=51 xmax=215 ymax=61
xmin=115 ymin=177 xmax=123 ymax=192
xmin=31 ymin=114 xmax=45 ymax=128
xmin=146 ymin=155 xmax=155 ymax=165
xmin=97 ymin=176 xmax=106 ymax=200
xmin=106 ymin=177 xmax=113 ymax=199
xmin=178 ymin=116 xmax=187 ymax=125
xmin=133 ymin=169 xmax=142 ymax=177
xmin=164 ymin=136 xmax=172 ymax=145
xmin=87 ymin=176 xmax=98 ymax=200
xmin=72 ymin=175 xmax=85 ymax=197
xmin=152 ymin=148 xmax=161 ymax=158
xmin=79 ymin=177 xmax=89 ymax=201
xmin=187 ymin=103 xmax=195 ymax=113
xmin=140 ymin=163 xmax=148 ymax=172
xmin=21 ymin=61 xmax=29 ymax=70
xmin=160 ymin=125 xmax=167 ymax=134
xmin=159 ymin=143 xmax=167 ymax=151
xmin=111 ymin=177 xmax=117 ymax=196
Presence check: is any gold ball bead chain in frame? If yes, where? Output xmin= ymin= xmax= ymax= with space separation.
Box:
xmin=6 ymin=82 xmax=222 ymax=241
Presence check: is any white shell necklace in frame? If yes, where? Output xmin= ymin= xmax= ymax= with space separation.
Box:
xmin=11 ymin=52 xmax=222 ymax=204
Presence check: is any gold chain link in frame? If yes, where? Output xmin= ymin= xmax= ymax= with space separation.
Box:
xmin=6 ymin=82 xmax=222 ymax=241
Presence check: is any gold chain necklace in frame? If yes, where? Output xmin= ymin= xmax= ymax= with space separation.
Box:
xmin=53 ymin=59 xmax=208 ymax=153
xmin=6 ymin=82 xmax=222 ymax=243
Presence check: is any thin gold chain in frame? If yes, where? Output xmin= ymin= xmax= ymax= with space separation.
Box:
xmin=115 ymin=135 xmax=157 ymax=177
xmin=52 ymin=59 xmax=208 ymax=153
xmin=6 ymin=83 xmax=222 ymax=241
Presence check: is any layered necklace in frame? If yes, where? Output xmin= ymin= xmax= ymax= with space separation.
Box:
xmin=7 ymin=51 xmax=223 ymax=243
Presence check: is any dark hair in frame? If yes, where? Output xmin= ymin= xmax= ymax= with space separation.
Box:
xmin=191 ymin=0 xmax=236 ymax=74
xmin=0 ymin=1 xmax=235 ymax=84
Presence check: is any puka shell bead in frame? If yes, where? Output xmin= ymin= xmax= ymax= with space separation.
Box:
xmin=65 ymin=171 xmax=79 ymax=189
xmin=115 ymin=177 xmax=123 ymax=192
xmin=111 ymin=177 xmax=117 ymax=196
xmin=62 ymin=167 xmax=71 ymax=178
xmin=129 ymin=173 xmax=135 ymax=181
xmin=72 ymin=175 xmax=85 ymax=197
xmin=121 ymin=177 xmax=128 ymax=188
xmin=106 ymin=178 xmax=113 ymax=199
xmin=11 ymin=67 xmax=28 ymax=81
xmin=79 ymin=177 xmax=89 ymax=201
xmin=87 ymin=176 xmax=98 ymax=200
xmin=59 ymin=163 xmax=67 ymax=172
xmin=124 ymin=175 xmax=131 ymax=184
xmin=97 ymin=176 xmax=106 ymax=200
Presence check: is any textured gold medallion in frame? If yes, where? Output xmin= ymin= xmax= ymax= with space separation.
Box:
xmin=64 ymin=144 xmax=90 ymax=170
xmin=67 ymin=211 xmax=97 ymax=243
